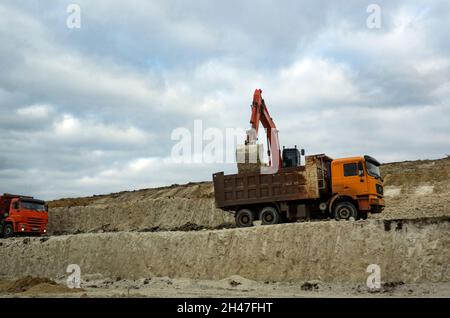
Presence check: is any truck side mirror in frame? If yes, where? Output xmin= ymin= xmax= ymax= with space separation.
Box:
xmin=13 ymin=202 xmax=19 ymax=210
xmin=301 ymin=149 xmax=305 ymax=156
xmin=45 ymin=205 xmax=49 ymax=212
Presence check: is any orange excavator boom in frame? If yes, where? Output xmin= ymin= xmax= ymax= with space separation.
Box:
xmin=246 ymin=89 xmax=281 ymax=170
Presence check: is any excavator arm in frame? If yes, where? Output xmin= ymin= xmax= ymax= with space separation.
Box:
xmin=246 ymin=89 xmax=282 ymax=170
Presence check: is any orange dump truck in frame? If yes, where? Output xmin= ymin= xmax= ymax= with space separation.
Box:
xmin=0 ymin=194 xmax=48 ymax=237
xmin=213 ymin=89 xmax=385 ymax=227
xmin=213 ymin=153 xmax=385 ymax=227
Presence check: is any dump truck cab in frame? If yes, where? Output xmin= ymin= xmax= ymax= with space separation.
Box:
xmin=0 ymin=194 xmax=48 ymax=238
xmin=330 ymin=155 xmax=384 ymax=219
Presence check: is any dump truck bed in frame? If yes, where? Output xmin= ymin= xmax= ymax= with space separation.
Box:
xmin=213 ymin=155 xmax=332 ymax=209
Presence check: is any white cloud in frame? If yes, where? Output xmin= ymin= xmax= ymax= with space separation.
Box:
xmin=17 ymin=104 xmax=52 ymax=118
xmin=273 ymin=57 xmax=361 ymax=107
xmin=128 ymin=157 xmax=160 ymax=173
xmin=53 ymin=114 xmax=151 ymax=145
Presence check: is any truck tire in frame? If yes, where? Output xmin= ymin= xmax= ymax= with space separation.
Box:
xmin=260 ymin=206 xmax=281 ymax=225
xmin=3 ymin=224 xmax=14 ymax=238
xmin=235 ymin=209 xmax=255 ymax=227
xmin=333 ymin=202 xmax=357 ymax=221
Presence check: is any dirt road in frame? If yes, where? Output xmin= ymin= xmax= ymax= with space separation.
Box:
xmin=1 ymin=275 xmax=449 ymax=298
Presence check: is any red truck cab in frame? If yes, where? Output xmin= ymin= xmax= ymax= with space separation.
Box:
xmin=0 ymin=194 xmax=48 ymax=238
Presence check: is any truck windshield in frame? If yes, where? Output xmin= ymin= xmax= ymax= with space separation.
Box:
xmin=366 ymin=161 xmax=381 ymax=178
xmin=21 ymin=201 xmax=46 ymax=212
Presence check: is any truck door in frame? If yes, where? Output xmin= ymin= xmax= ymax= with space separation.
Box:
xmin=335 ymin=161 xmax=367 ymax=196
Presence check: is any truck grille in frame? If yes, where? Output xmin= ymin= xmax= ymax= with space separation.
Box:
xmin=27 ymin=217 xmax=44 ymax=226
xmin=376 ymin=184 xmax=383 ymax=195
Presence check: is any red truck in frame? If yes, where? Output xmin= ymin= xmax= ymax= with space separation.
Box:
xmin=0 ymin=194 xmax=48 ymax=238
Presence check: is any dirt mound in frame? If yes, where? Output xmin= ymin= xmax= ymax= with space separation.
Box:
xmin=220 ymin=275 xmax=257 ymax=288
xmin=0 ymin=276 xmax=83 ymax=295
xmin=301 ymin=281 xmax=320 ymax=291
xmin=5 ymin=276 xmax=55 ymax=293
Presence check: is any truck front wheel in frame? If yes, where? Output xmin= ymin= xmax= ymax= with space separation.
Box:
xmin=333 ymin=202 xmax=357 ymax=221
xmin=235 ymin=209 xmax=255 ymax=227
xmin=3 ymin=224 xmax=14 ymax=238
xmin=260 ymin=207 xmax=281 ymax=225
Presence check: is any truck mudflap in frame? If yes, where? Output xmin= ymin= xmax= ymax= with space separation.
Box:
xmin=370 ymin=206 xmax=384 ymax=214
xmin=357 ymin=196 xmax=385 ymax=211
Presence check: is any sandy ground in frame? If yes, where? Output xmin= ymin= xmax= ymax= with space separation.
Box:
xmin=1 ymin=275 xmax=449 ymax=298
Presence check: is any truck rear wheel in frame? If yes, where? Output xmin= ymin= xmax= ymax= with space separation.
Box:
xmin=3 ymin=224 xmax=14 ymax=238
xmin=235 ymin=209 xmax=255 ymax=227
xmin=260 ymin=207 xmax=281 ymax=225
xmin=333 ymin=202 xmax=357 ymax=221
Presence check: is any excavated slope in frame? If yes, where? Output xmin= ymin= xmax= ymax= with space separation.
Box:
xmin=1 ymin=217 xmax=448 ymax=283
xmin=376 ymin=158 xmax=450 ymax=219
xmin=47 ymin=182 xmax=234 ymax=234
xmin=46 ymin=158 xmax=450 ymax=234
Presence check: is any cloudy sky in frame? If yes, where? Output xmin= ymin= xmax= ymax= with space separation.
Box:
xmin=0 ymin=1 xmax=449 ymax=199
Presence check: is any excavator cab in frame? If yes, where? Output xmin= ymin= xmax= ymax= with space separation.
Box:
xmin=282 ymin=147 xmax=305 ymax=168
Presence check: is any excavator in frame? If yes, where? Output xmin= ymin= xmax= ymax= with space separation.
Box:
xmin=213 ymin=89 xmax=385 ymax=227
xmin=245 ymin=89 xmax=303 ymax=172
